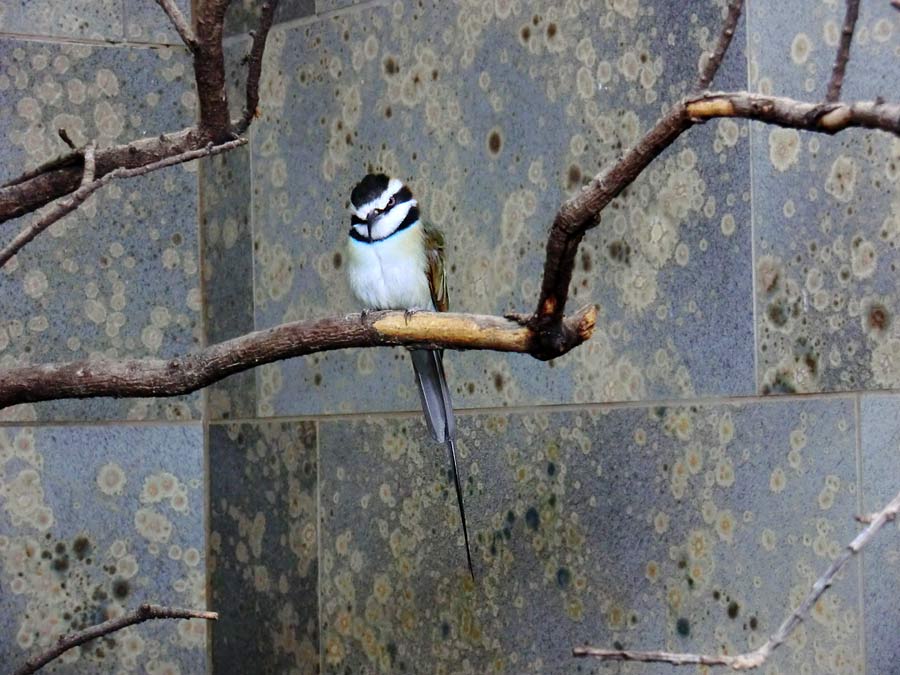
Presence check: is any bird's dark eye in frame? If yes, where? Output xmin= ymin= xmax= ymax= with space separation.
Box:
xmin=386 ymin=196 xmax=395 ymax=209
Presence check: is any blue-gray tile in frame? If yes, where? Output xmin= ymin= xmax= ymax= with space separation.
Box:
xmin=860 ymin=394 xmax=900 ymax=674
xmin=125 ymin=0 xmax=192 ymax=45
xmin=0 ymin=423 xmax=206 ymax=672
xmin=202 ymin=143 xmax=256 ymax=420
xmin=750 ymin=1 xmax=900 ymax=394
xmin=250 ymin=0 xmax=755 ymax=418
xmin=226 ymin=0 xmax=316 ymax=36
xmin=318 ymin=397 xmax=860 ymax=673
xmin=209 ymin=421 xmax=318 ymax=674
xmin=0 ymin=1 xmax=123 ymax=41
xmin=0 ymin=39 xmax=202 ymax=422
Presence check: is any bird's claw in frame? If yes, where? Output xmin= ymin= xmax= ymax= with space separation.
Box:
xmin=360 ymin=308 xmax=372 ymax=325
xmin=403 ymin=309 xmax=418 ymax=325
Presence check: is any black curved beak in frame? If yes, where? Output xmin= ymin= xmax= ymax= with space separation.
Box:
xmin=365 ymin=213 xmax=377 ymax=242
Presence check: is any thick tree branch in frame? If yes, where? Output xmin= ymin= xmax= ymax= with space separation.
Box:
xmin=574 ymin=488 xmax=900 ymax=669
xmin=0 ymin=306 xmax=597 ymax=410
xmin=14 ymin=604 xmax=217 ymax=675
xmin=0 ymin=139 xmax=246 ymax=268
xmin=154 ymin=0 xmax=199 ymax=51
xmin=825 ymin=0 xmax=860 ymax=102
xmin=692 ymin=0 xmax=744 ymax=94
xmin=234 ymin=0 xmax=280 ymax=135
xmin=193 ymin=0 xmax=233 ymax=138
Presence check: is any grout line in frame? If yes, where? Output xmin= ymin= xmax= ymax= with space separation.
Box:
xmin=854 ymin=393 xmax=867 ymax=675
xmin=248 ymin=102 xmax=261 ymax=419
xmin=205 ymin=388 xmax=876 ymax=426
xmin=202 ymin=414 xmax=214 ymax=671
xmin=744 ymin=0 xmax=761 ymax=395
xmin=0 ymin=30 xmax=185 ymax=50
xmin=315 ymin=418 xmax=324 ymax=674
xmin=0 ymin=417 xmax=203 ymax=429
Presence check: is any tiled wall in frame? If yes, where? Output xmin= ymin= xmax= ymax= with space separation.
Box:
xmin=2 ymin=0 xmax=900 ymax=674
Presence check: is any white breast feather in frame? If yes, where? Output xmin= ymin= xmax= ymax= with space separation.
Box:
xmin=346 ymin=221 xmax=435 ymax=311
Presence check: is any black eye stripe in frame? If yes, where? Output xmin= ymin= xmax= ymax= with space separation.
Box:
xmin=351 ymin=214 xmax=365 ymax=226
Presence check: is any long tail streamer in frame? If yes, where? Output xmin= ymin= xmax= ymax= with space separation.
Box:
xmin=409 ymin=349 xmax=475 ymax=580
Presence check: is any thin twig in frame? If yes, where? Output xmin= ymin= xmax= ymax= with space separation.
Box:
xmin=692 ymin=0 xmax=745 ymax=94
xmin=0 ymin=305 xmax=598 ymax=409
xmin=0 ymin=139 xmax=245 ymax=268
xmin=153 ymin=0 xmax=198 ymax=50
xmin=825 ymin=0 xmax=861 ymax=102
xmin=13 ymin=603 xmax=217 ymax=675
xmin=234 ymin=0 xmax=281 ymax=135
xmin=575 ymin=489 xmax=900 ymax=669
xmin=57 ymin=129 xmax=77 ymax=150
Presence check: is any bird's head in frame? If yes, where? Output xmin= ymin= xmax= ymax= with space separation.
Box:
xmin=349 ymin=173 xmax=418 ymax=242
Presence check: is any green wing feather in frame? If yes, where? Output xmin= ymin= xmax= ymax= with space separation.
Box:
xmin=423 ymin=223 xmax=449 ymax=312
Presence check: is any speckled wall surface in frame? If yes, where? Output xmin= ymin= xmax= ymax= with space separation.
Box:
xmin=203 ymin=0 xmax=900 ymax=673
xmin=1 ymin=2 xmax=222 ymax=673
xmin=3 ymin=0 xmax=900 ymax=673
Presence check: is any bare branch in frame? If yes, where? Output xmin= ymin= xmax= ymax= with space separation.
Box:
xmin=0 ymin=127 xmax=205 ymax=225
xmin=154 ymin=0 xmax=199 ymax=51
xmin=0 ymin=139 xmax=245 ymax=268
xmin=825 ymin=0 xmax=861 ymax=102
xmin=574 ymin=489 xmax=900 ymax=669
xmin=234 ymin=0 xmax=281 ymax=135
xmin=57 ymin=128 xmax=77 ymax=150
xmin=692 ymin=0 xmax=745 ymax=94
xmin=530 ymin=93 xmax=900 ymax=347
xmin=13 ymin=604 xmax=217 ymax=675
xmin=0 ymin=305 xmax=597 ymax=410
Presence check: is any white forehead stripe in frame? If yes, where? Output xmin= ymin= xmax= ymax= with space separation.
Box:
xmin=350 ymin=177 xmax=405 ymax=219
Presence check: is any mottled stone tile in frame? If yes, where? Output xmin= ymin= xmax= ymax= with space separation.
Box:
xmin=226 ymin=0 xmax=316 ymax=36
xmin=0 ymin=1 xmax=123 ymax=41
xmin=318 ymin=398 xmax=860 ymax=673
xmin=860 ymin=394 xmax=900 ymax=673
xmin=125 ymin=0 xmax=192 ymax=45
xmin=208 ymin=421 xmax=318 ymax=674
xmin=251 ymin=0 xmax=754 ymax=418
xmin=0 ymin=39 xmax=202 ymax=422
xmin=0 ymin=423 xmax=206 ymax=673
xmin=750 ymin=1 xmax=900 ymax=394
xmin=202 ymin=37 xmax=257 ymax=421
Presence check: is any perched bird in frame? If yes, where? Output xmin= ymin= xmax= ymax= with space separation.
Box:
xmin=345 ymin=173 xmax=474 ymax=579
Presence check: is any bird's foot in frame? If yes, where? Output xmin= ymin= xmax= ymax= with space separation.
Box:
xmin=403 ymin=308 xmax=419 ymax=325
xmin=359 ymin=308 xmax=372 ymax=325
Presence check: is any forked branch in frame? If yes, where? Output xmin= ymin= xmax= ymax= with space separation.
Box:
xmin=825 ymin=0 xmax=861 ymax=102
